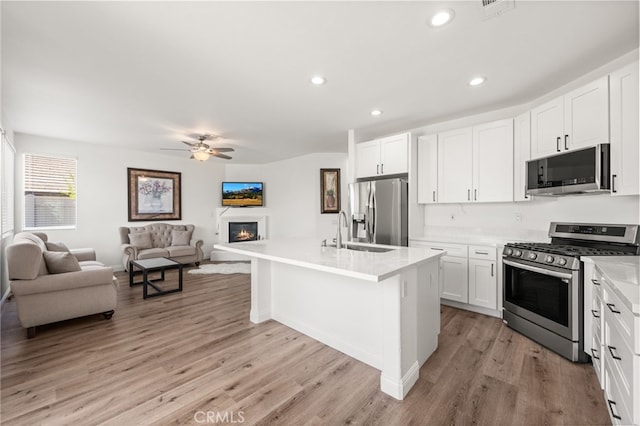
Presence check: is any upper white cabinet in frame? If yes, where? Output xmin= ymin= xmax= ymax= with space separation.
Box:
xmin=355 ymin=133 xmax=409 ymax=179
xmin=436 ymin=120 xmax=513 ymax=204
xmin=437 ymin=127 xmax=473 ymax=203
xmin=417 ymin=134 xmax=438 ymax=204
xmin=610 ymin=61 xmax=639 ymax=196
xmin=513 ymin=112 xmax=531 ymax=202
xmin=531 ymin=76 xmax=609 ymax=159
xmin=472 ymin=119 xmax=514 ymax=202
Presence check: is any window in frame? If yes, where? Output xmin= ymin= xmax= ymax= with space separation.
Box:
xmin=1 ymin=129 xmax=15 ymax=236
xmin=24 ymin=154 xmax=77 ymax=229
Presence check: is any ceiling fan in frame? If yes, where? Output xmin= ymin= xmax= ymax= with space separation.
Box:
xmin=161 ymin=134 xmax=234 ymax=162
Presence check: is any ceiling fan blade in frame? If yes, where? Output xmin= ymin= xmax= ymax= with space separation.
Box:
xmin=161 ymin=148 xmax=191 ymax=151
xmin=209 ymin=147 xmax=234 ymax=153
xmin=212 ymin=153 xmax=232 ymax=160
xmin=182 ymin=140 xmax=197 ymax=147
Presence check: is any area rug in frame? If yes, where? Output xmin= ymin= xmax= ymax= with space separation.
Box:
xmin=188 ymin=263 xmax=251 ymax=275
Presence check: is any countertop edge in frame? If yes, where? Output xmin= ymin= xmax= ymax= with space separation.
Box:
xmin=213 ymin=243 xmax=444 ymax=283
xmin=584 ymin=256 xmax=640 ymax=316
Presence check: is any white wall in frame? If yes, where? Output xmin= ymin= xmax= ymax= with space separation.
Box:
xmin=423 ymin=194 xmax=640 ymax=242
xmin=223 ymin=152 xmax=348 ymax=243
xmin=13 ymin=133 xmax=225 ymax=269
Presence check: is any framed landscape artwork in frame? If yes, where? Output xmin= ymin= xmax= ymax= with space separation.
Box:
xmin=320 ymin=168 xmax=341 ymax=214
xmin=127 ymin=168 xmax=182 ymax=221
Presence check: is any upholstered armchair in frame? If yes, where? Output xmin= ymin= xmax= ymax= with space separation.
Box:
xmin=119 ymin=223 xmax=204 ymax=271
xmin=5 ymin=232 xmax=118 ymax=338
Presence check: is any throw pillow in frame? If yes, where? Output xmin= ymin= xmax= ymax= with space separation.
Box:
xmin=171 ymin=230 xmax=192 ymax=246
xmin=43 ymin=251 xmax=82 ymax=274
xmin=129 ymin=232 xmax=153 ymax=249
xmin=45 ymin=241 xmax=70 ymax=252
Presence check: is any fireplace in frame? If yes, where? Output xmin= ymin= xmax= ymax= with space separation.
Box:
xmin=229 ymin=222 xmax=258 ymax=243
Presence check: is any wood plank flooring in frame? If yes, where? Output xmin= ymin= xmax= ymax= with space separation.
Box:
xmin=1 ymin=264 xmax=611 ymax=425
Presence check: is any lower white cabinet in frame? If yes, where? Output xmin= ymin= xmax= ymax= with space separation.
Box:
xmin=587 ymin=262 xmax=640 ymax=426
xmin=441 ymin=255 xmax=468 ymax=303
xmin=410 ymin=240 xmax=499 ymax=315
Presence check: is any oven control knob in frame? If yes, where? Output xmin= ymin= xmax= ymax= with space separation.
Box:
xmin=527 ymin=252 xmax=537 ymax=260
xmin=557 ymin=257 xmax=567 ymax=266
xmin=514 ymin=250 xmax=522 ymax=257
xmin=545 ymin=255 xmax=555 ymax=263
xmin=505 ymin=248 xmax=513 ymax=256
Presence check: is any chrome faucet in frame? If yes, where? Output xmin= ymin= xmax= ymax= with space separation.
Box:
xmin=336 ymin=210 xmax=347 ymax=249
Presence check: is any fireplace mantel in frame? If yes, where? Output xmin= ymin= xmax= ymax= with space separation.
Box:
xmin=211 ymin=215 xmax=267 ymax=261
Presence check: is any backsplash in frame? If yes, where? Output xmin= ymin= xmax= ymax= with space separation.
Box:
xmin=423 ymin=194 xmax=640 ymax=242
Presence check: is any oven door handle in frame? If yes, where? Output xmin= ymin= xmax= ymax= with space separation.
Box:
xmin=503 ymin=259 xmax=574 ymax=280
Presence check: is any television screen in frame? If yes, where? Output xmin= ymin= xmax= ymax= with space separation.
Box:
xmin=222 ymin=182 xmax=264 ymax=207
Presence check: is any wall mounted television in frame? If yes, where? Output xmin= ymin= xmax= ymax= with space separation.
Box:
xmin=222 ymin=182 xmax=264 ymax=207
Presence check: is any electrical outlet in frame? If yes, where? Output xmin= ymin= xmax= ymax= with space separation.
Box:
xmin=515 ymin=213 xmax=522 ymax=222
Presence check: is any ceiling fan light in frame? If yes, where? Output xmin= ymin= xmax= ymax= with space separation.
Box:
xmin=193 ymin=151 xmax=210 ymax=161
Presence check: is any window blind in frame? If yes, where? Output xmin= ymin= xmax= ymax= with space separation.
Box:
xmin=24 ymin=154 xmax=77 ymax=229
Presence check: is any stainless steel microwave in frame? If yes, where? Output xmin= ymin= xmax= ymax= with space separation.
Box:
xmin=526 ymin=144 xmax=610 ymax=196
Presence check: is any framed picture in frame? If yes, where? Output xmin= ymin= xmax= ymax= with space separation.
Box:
xmin=127 ymin=168 xmax=181 ymax=221
xmin=320 ymin=168 xmax=341 ymax=214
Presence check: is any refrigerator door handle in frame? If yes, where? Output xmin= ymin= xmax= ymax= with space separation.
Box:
xmin=371 ymin=184 xmax=377 ymax=243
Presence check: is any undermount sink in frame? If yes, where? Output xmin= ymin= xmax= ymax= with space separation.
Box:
xmin=330 ymin=243 xmax=396 ymax=253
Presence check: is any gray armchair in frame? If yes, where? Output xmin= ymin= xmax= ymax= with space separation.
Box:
xmin=5 ymin=232 xmax=118 ymax=338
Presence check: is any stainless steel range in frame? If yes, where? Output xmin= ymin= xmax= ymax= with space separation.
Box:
xmin=502 ymin=222 xmax=640 ymax=362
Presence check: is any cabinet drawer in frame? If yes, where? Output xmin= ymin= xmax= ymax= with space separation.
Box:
xmin=420 ymin=241 xmax=467 ymax=258
xmin=604 ymin=359 xmax=633 ymax=426
xmin=468 ymin=245 xmax=496 ymax=261
xmin=591 ymin=331 xmax=603 ymax=387
xmin=603 ymin=280 xmax=638 ymax=354
xmin=605 ymin=316 xmax=636 ymax=401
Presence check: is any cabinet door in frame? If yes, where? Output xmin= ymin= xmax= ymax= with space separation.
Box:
xmin=610 ymin=62 xmax=639 ymax=196
xmin=472 ymin=119 xmax=514 ymax=202
xmin=531 ymin=97 xmax=564 ymax=159
xmin=417 ymin=134 xmax=438 ymax=204
xmin=379 ymin=133 xmax=409 ymax=175
xmin=468 ymin=259 xmax=497 ymax=309
xmin=440 ymin=255 xmax=468 ymax=303
xmin=513 ymin=112 xmax=531 ymax=202
xmin=437 ymin=127 xmax=473 ymax=203
xmin=564 ymin=76 xmax=609 ymax=151
xmin=355 ymin=140 xmax=380 ymax=178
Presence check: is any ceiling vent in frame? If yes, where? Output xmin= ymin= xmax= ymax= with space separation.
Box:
xmin=482 ymin=0 xmax=515 ymax=19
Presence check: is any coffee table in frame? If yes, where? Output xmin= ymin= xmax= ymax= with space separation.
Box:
xmin=129 ymin=257 xmax=183 ymax=299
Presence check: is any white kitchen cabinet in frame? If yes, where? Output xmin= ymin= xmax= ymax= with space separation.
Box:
xmin=417 ymin=134 xmax=438 ymax=204
xmin=440 ymin=255 xmax=469 ymax=303
xmin=410 ymin=239 xmax=501 ymax=317
xmin=513 ymin=112 xmax=531 ymax=202
xmin=355 ymin=133 xmax=409 ymax=179
xmin=472 ymin=119 xmax=513 ymax=203
xmin=468 ymin=246 xmax=497 ymax=310
xmin=610 ymin=61 xmax=639 ymax=196
xmin=436 ymin=120 xmax=513 ymax=204
xmin=531 ymin=76 xmax=609 ymax=159
xmin=437 ymin=127 xmax=473 ymax=203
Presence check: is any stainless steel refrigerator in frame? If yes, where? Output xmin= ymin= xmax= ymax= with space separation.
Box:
xmin=348 ymin=177 xmax=408 ymax=246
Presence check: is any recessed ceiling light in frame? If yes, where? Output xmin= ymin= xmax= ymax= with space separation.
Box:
xmin=430 ymin=9 xmax=455 ymax=27
xmin=469 ymin=76 xmax=487 ymax=86
xmin=311 ymin=76 xmax=326 ymax=85
xmin=371 ymin=109 xmax=383 ymax=116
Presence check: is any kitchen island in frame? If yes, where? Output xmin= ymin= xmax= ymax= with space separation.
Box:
xmin=213 ymin=238 xmax=444 ymax=399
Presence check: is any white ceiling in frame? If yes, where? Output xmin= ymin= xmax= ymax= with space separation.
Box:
xmin=2 ymin=1 xmax=638 ymax=163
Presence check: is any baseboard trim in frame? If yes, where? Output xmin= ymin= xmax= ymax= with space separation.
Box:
xmin=441 ymin=299 xmax=502 ymax=318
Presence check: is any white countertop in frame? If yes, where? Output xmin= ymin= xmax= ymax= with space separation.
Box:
xmin=410 ymin=235 xmax=512 ymax=247
xmin=587 ymin=256 xmax=640 ymax=315
xmin=213 ymin=238 xmax=444 ymax=282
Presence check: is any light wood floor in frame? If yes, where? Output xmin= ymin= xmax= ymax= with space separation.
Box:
xmin=1 ymin=264 xmax=610 ymax=425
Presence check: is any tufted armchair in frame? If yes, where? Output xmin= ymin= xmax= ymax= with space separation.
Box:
xmin=119 ymin=223 xmax=204 ymax=271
